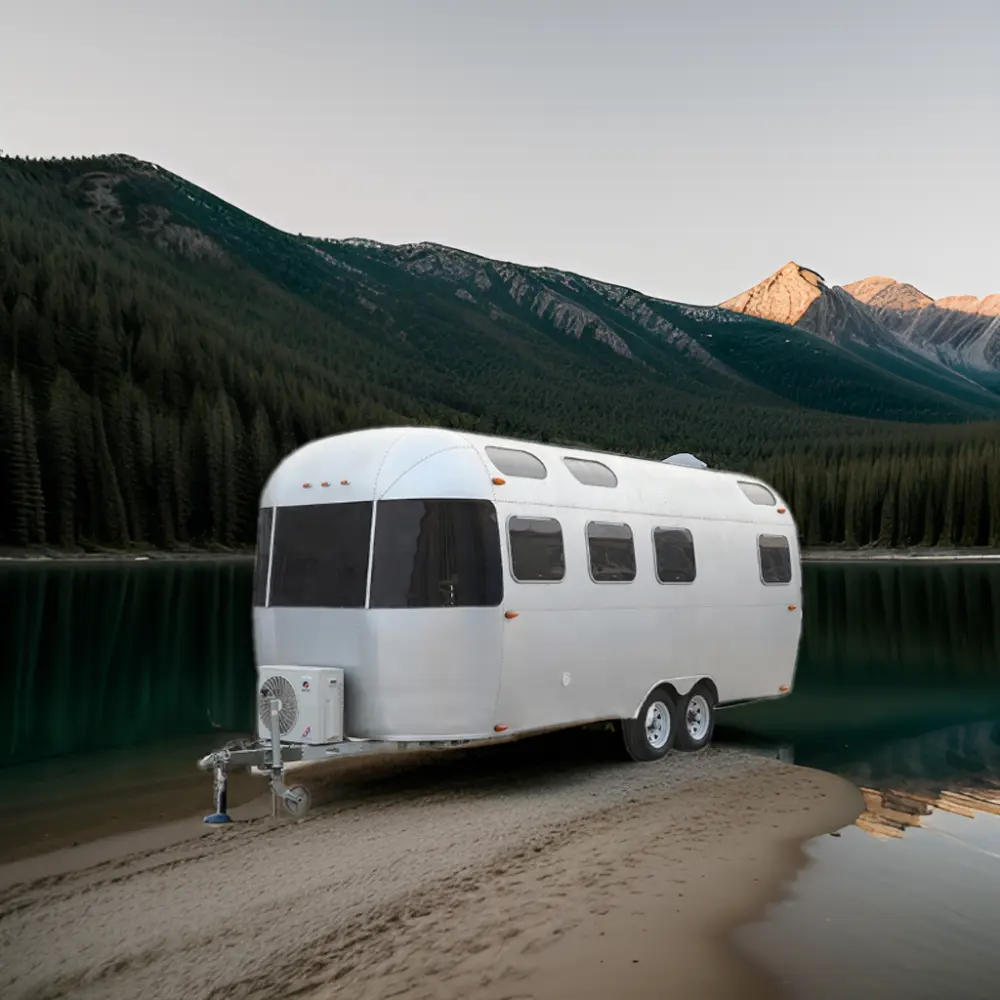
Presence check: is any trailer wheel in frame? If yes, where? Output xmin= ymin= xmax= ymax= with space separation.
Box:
xmin=621 ymin=688 xmax=677 ymax=761
xmin=675 ymin=684 xmax=716 ymax=752
xmin=283 ymin=784 xmax=312 ymax=818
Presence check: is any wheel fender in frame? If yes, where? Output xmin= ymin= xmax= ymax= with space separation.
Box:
xmin=631 ymin=676 xmax=718 ymax=718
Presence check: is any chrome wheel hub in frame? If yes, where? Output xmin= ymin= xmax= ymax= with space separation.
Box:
xmin=686 ymin=693 xmax=711 ymax=742
xmin=645 ymin=700 xmax=672 ymax=749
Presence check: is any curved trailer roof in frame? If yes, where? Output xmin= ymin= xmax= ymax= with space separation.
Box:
xmin=261 ymin=426 xmax=793 ymax=527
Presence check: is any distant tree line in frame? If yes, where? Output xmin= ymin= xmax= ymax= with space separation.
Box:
xmin=754 ymin=440 xmax=1000 ymax=549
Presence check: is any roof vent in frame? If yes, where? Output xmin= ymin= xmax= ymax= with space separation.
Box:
xmin=662 ymin=453 xmax=708 ymax=469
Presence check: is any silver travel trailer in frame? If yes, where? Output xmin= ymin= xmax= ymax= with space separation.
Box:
xmin=197 ymin=426 xmax=802 ymax=820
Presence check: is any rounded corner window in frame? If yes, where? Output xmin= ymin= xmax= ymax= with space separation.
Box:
xmin=586 ymin=521 xmax=636 ymax=583
xmin=739 ymin=481 xmax=777 ymax=506
xmin=652 ymin=526 xmax=696 ymax=584
xmin=485 ymin=446 xmax=547 ymax=480
xmin=507 ymin=515 xmax=565 ymax=582
xmin=563 ymin=457 xmax=618 ymax=488
xmin=758 ymin=534 xmax=792 ymax=585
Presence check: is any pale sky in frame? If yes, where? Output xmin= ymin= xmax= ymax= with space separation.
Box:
xmin=3 ymin=0 xmax=998 ymax=304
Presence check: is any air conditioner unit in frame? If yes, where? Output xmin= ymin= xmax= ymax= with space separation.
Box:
xmin=256 ymin=666 xmax=345 ymax=746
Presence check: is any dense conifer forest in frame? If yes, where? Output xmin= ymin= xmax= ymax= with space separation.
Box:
xmin=1 ymin=153 xmax=999 ymax=551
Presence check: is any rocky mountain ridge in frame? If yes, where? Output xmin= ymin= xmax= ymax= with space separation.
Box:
xmin=722 ymin=263 xmax=1000 ymax=380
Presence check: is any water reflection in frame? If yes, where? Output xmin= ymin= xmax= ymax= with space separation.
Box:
xmin=718 ymin=563 xmax=1000 ymax=998
xmin=1 ymin=560 xmax=254 ymax=767
xmin=4 ymin=559 xmax=1000 ymax=767
xmin=722 ymin=562 xmax=1000 ymax=743
xmin=736 ymin=797 xmax=1000 ymax=1000
xmin=856 ymin=783 xmax=1000 ymax=840
xmin=734 ymin=704 xmax=1000 ymax=997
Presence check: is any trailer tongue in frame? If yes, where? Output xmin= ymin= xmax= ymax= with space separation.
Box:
xmin=196 ymin=683 xmax=472 ymax=823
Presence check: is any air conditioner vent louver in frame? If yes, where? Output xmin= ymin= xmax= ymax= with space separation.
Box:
xmin=258 ymin=674 xmax=298 ymax=735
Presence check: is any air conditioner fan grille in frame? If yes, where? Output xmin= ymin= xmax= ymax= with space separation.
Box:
xmin=258 ymin=675 xmax=298 ymax=735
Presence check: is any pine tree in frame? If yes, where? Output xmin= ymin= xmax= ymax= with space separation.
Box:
xmin=41 ymin=369 xmax=79 ymax=546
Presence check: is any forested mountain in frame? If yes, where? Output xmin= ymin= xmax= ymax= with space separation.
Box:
xmin=1 ymin=153 xmax=999 ymax=552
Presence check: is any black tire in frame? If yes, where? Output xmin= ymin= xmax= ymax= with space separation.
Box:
xmin=620 ymin=687 xmax=678 ymax=762
xmin=674 ymin=683 xmax=716 ymax=752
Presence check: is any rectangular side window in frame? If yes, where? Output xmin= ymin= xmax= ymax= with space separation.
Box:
xmin=653 ymin=527 xmax=696 ymax=583
xmin=253 ymin=506 xmax=274 ymax=607
xmin=370 ymin=499 xmax=503 ymax=608
xmin=587 ymin=522 xmax=636 ymax=582
xmin=508 ymin=516 xmax=565 ymax=581
xmin=758 ymin=534 xmax=792 ymax=584
xmin=268 ymin=501 xmax=373 ymax=608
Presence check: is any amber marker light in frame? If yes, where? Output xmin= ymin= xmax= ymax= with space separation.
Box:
xmin=302 ymin=483 xmax=312 ymax=488
xmin=340 ymin=479 xmax=350 ymax=485
xmin=494 ymin=724 xmax=509 ymax=732
xmin=320 ymin=481 xmax=330 ymax=487
xmin=777 ymin=507 xmax=787 ymax=514
xmin=787 ymin=604 xmax=798 ymax=611
xmin=504 ymin=610 xmax=519 ymax=619
xmin=779 ymin=685 xmax=790 ymax=693
xmin=492 ymin=477 xmax=506 ymax=485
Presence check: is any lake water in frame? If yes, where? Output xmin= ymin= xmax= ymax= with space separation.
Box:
xmin=734 ymin=717 xmax=1000 ymax=1000
xmin=3 ymin=558 xmax=1000 ymax=996
xmin=1 ymin=558 xmax=255 ymax=767
xmin=722 ymin=561 xmax=1000 ymax=1000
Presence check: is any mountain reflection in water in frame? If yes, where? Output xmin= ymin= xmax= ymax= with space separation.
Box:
xmin=733 ymin=716 xmax=1000 ymax=999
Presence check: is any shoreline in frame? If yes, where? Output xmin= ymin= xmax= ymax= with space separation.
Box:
xmin=0 ymin=549 xmax=254 ymax=563
xmin=801 ymin=547 xmax=1000 ymax=563
xmin=0 ymin=746 xmax=861 ymax=1000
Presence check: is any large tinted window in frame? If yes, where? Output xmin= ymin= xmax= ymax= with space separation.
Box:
xmin=758 ymin=534 xmax=792 ymax=584
xmin=253 ymin=506 xmax=274 ymax=607
xmin=268 ymin=502 xmax=373 ymax=608
xmin=587 ymin=522 xmax=636 ymax=582
xmin=370 ymin=500 xmax=503 ymax=608
xmin=508 ymin=516 xmax=565 ymax=581
xmin=653 ymin=527 xmax=696 ymax=583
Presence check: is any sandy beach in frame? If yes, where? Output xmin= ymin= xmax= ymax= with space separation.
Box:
xmin=0 ymin=740 xmax=861 ymax=1000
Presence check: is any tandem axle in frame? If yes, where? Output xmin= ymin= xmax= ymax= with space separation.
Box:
xmin=196 ymin=695 xmax=471 ymax=823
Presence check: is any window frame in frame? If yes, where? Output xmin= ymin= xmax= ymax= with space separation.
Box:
xmin=253 ymin=505 xmax=275 ymax=607
xmin=505 ymin=513 xmax=566 ymax=584
xmin=585 ymin=520 xmax=637 ymax=584
xmin=757 ymin=533 xmax=793 ymax=586
xmin=651 ymin=525 xmax=697 ymax=585
xmin=485 ymin=445 xmax=548 ymax=480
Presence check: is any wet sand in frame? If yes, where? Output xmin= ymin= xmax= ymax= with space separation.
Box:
xmin=0 ymin=735 xmax=264 ymax=867
xmin=0 ymin=741 xmax=860 ymax=1000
